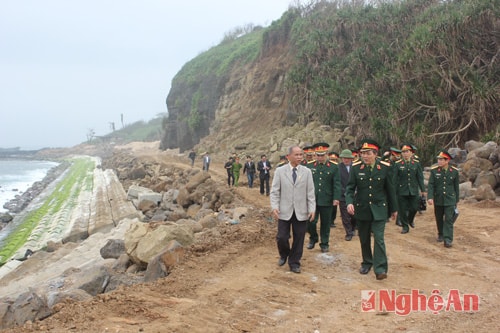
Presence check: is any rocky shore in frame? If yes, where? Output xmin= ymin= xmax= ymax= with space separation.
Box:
xmin=0 ymin=145 xmax=252 ymax=329
xmin=0 ymin=140 xmax=499 ymax=331
xmin=1 ymin=162 xmax=69 ymax=217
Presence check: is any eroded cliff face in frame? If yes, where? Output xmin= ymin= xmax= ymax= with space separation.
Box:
xmin=161 ymin=45 xmax=352 ymax=162
xmin=160 ymin=9 xmax=357 ymax=159
xmin=162 ymin=74 xmax=222 ymax=152
xmin=161 ymin=47 xmax=292 ymax=154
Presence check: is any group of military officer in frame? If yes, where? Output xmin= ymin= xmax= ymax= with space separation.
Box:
xmin=275 ymin=138 xmax=459 ymax=280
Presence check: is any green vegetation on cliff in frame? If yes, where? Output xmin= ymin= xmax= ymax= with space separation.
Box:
xmin=164 ymin=0 xmax=499 ymax=163
xmin=284 ymin=0 xmax=499 ymax=161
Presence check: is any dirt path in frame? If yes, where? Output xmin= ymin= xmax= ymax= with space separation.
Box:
xmin=3 ymin=147 xmax=499 ymax=332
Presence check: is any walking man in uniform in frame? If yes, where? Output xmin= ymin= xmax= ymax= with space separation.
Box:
xmin=345 ymin=139 xmax=398 ymax=280
xmin=427 ymin=149 xmax=460 ymax=248
xmin=394 ymin=144 xmax=426 ymax=234
xmin=306 ymin=143 xmax=340 ymax=253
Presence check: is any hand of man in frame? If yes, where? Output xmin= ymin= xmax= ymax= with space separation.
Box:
xmin=391 ymin=211 xmax=398 ymax=220
xmin=427 ymin=199 xmax=434 ymax=206
xmin=272 ymin=209 xmax=280 ymax=220
xmin=309 ymin=212 xmax=315 ymax=222
xmin=333 ymin=200 xmax=339 ymax=206
xmin=347 ymin=204 xmax=355 ymax=215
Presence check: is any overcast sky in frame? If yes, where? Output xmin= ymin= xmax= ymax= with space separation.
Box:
xmin=0 ymin=0 xmax=296 ymax=150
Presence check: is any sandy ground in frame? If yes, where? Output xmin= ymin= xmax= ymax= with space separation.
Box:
xmin=2 ymin=144 xmax=500 ymax=332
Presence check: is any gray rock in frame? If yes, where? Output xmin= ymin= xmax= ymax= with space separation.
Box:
xmin=46 ymin=289 xmax=92 ymax=308
xmin=0 ymin=291 xmax=51 ymax=330
xmin=112 ymin=253 xmax=131 ymax=272
xmin=144 ymin=240 xmax=185 ymax=282
xmin=100 ymin=239 xmax=126 ymax=259
xmin=199 ymin=214 xmax=218 ymax=229
xmin=176 ymin=187 xmax=191 ymax=207
xmin=0 ymin=213 xmax=13 ymax=223
xmin=474 ymin=184 xmax=496 ymax=201
xmin=471 ymin=141 xmax=498 ymax=159
xmin=459 ymin=182 xmax=473 ymax=200
xmin=74 ymin=265 xmax=111 ymax=296
xmin=464 ymin=140 xmax=484 ymax=152
xmin=473 ymin=171 xmax=497 ymax=189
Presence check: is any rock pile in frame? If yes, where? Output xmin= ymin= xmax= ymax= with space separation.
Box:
xmin=448 ymin=140 xmax=500 ymax=201
xmin=0 ymin=150 xmax=254 ymax=329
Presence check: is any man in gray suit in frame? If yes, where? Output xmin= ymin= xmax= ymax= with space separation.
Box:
xmin=270 ymin=146 xmax=316 ymax=273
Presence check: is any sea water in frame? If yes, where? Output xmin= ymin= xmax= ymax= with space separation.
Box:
xmin=0 ymin=159 xmax=59 ymax=213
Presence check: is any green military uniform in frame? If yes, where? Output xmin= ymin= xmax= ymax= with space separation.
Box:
xmin=276 ymin=155 xmax=288 ymax=168
xmin=427 ymin=160 xmax=459 ymax=246
xmin=395 ymin=153 xmax=425 ymax=232
xmin=307 ymin=160 xmax=341 ymax=251
xmin=232 ymin=160 xmax=243 ymax=186
xmin=345 ymin=150 xmax=398 ymax=277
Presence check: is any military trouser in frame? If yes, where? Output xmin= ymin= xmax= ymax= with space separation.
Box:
xmin=339 ymin=200 xmax=356 ymax=236
xmin=308 ymin=205 xmax=333 ymax=249
xmin=357 ymin=218 xmax=388 ymax=274
xmin=433 ymin=205 xmax=455 ymax=244
xmin=398 ymin=195 xmax=419 ymax=231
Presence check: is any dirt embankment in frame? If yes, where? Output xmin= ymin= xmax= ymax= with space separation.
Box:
xmin=2 ymin=143 xmax=500 ymax=333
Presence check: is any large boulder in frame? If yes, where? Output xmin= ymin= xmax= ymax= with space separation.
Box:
xmin=124 ymin=221 xmax=194 ymax=267
xmin=459 ymin=182 xmax=473 ymax=200
xmin=469 ymin=141 xmax=498 ymax=159
xmin=100 ymin=239 xmax=126 ymax=259
xmin=461 ymin=157 xmax=493 ymax=182
xmin=474 ymin=184 xmax=496 ymax=201
xmin=0 ymin=291 xmax=52 ymax=330
xmin=464 ymin=140 xmax=485 ymax=152
xmin=473 ymin=171 xmax=497 ymax=189
xmin=144 ymin=240 xmax=185 ymax=282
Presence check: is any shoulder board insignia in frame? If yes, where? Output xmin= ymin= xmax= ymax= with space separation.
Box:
xmin=379 ymin=160 xmax=391 ymax=167
xmin=352 ymin=160 xmax=362 ymax=166
xmin=451 ymin=166 xmax=459 ymax=171
xmin=395 ymin=160 xmax=403 ymax=164
xmin=431 ymin=164 xmax=439 ymax=169
xmin=307 ymin=160 xmax=316 ymax=164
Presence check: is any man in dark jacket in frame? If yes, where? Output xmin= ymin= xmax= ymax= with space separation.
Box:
xmin=243 ymin=155 xmax=256 ymax=188
xmin=257 ymin=154 xmax=272 ymax=195
xmin=338 ymin=149 xmax=356 ymax=241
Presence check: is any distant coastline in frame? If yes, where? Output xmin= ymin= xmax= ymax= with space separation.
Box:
xmin=0 ymin=147 xmax=42 ymax=159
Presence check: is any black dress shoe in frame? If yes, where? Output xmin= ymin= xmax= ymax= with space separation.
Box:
xmin=376 ymin=272 xmax=387 ymax=280
xmin=359 ymin=266 xmax=371 ymax=275
xmin=321 ymin=247 xmax=329 ymax=253
xmin=437 ymin=235 xmax=444 ymax=242
xmin=290 ymin=266 xmax=301 ymax=273
xmin=396 ymin=220 xmax=402 ymax=226
xmin=444 ymin=242 xmax=452 ymax=248
xmin=345 ymin=235 xmax=353 ymax=241
xmin=278 ymin=258 xmax=286 ymax=266
xmin=306 ymin=242 xmax=316 ymax=250
xmin=409 ymin=221 xmax=415 ymax=228
xmin=401 ymin=229 xmax=409 ymax=234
